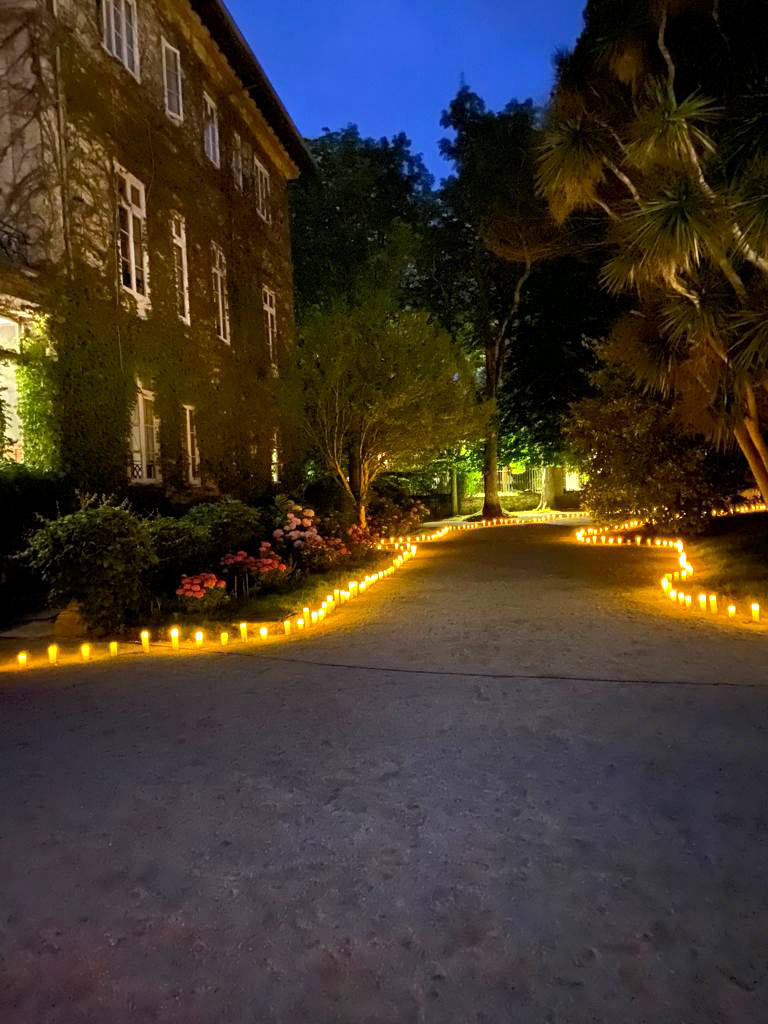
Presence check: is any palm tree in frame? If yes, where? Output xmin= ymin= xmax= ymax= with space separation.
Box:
xmin=537 ymin=0 xmax=768 ymax=501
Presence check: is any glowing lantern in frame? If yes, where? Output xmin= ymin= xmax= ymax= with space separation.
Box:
xmin=48 ymin=643 xmax=58 ymax=665
xmin=310 ymin=611 xmax=318 ymax=625
xmin=685 ymin=595 xmax=692 ymax=609
xmin=140 ymin=630 xmax=150 ymax=653
xmin=170 ymin=627 xmax=180 ymax=651
xmin=297 ymin=618 xmax=305 ymax=630
xmin=283 ymin=620 xmax=291 ymax=635
xmin=109 ymin=641 xmax=118 ymax=657
xmin=239 ymin=622 xmax=248 ymax=642
xmin=80 ymin=643 xmax=91 ymax=662
xmin=17 ymin=651 xmax=28 ymax=668
xmin=708 ymin=595 xmax=718 ymax=614
xmin=698 ymin=594 xmax=707 ymax=610
xmin=259 ymin=626 xmax=268 ymax=639
xmin=728 ymin=604 xmax=736 ymax=619
xmin=194 ymin=630 xmax=204 ymax=648
xmin=220 ymin=631 xmax=229 ymax=646
xmin=752 ymin=603 xmax=760 ymax=623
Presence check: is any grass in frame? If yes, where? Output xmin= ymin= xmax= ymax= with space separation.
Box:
xmin=689 ymin=513 xmax=768 ymax=604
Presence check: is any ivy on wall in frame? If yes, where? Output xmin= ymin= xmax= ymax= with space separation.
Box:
xmin=4 ymin=2 xmax=301 ymax=501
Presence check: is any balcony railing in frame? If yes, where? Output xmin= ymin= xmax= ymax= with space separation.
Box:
xmin=0 ymin=219 xmax=29 ymax=265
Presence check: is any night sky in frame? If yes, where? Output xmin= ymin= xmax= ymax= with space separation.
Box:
xmin=226 ymin=0 xmax=586 ymax=181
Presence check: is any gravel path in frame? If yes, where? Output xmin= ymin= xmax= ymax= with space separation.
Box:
xmin=1 ymin=524 xmax=766 ymax=1023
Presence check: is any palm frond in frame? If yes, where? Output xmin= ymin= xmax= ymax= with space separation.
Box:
xmin=536 ymin=117 xmax=609 ymax=222
xmin=625 ymin=86 xmax=720 ymax=171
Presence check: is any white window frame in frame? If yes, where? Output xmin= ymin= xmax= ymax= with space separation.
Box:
xmin=232 ymin=132 xmax=243 ymax=191
xmin=254 ymin=157 xmax=271 ymax=222
xmin=211 ymin=242 xmax=230 ymax=344
xmin=129 ymin=381 xmax=161 ymax=484
xmin=262 ymin=285 xmax=277 ymax=372
xmin=171 ymin=213 xmax=190 ymax=324
xmin=115 ymin=164 xmax=149 ymax=307
xmin=182 ymin=404 xmax=201 ymax=485
xmin=102 ymin=0 xmax=140 ymax=79
xmin=161 ymin=37 xmax=183 ymax=122
xmin=203 ymin=92 xmax=220 ymax=167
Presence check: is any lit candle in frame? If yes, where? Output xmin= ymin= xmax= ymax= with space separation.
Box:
xmin=259 ymin=626 xmax=268 ymax=639
xmin=310 ymin=611 xmax=318 ymax=625
xmin=728 ymin=604 xmax=736 ymax=619
xmin=194 ymin=630 xmax=204 ymax=648
xmin=685 ymin=595 xmax=692 ymax=608
xmin=708 ymin=595 xmax=718 ymax=614
xmin=80 ymin=643 xmax=91 ymax=661
xmin=47 ymin=643 xmax=58 ymax=665
xmin=239 ymin=622 xmax=248 ymax=642
xmin=752 ymin=603 xmax=760 ymax=623
xmin=283 ymin=620 xmax=291 ymax=635
xmin=303 ymin=606 xmax=310 ymax=619
xmin=140 ymin=630 xmax=150 ymax=653
xmin=661 ymin=577 xmax=670 ymax=591
xmin=109 ymin=641 xmax=118 ymax=657
xmin=170 ymin=626 xmax=180 ymax=651
xmin=17 ymin=651 xmax=28 ymax=668
xmin=670 ymin=589 xmax=677 ymax=601
xmin=698 ymin=594 xmax=707 ymax=610
xmin=220 ymin=631 xmax=229 ymax=646
xmin=297 ymin=618 xmax=305 ymax=630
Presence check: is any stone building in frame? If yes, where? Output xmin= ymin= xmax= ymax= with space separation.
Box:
xmin=0 ymin=0 xmax=313 ymax=496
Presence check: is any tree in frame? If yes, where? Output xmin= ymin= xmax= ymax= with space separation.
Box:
xmin=567 ymin=349 xmax=747 ymax=531
xmin=423 ymin=88 xmax=558 ymax=516
xmin=298 ymin=290 xmax=485 ymax=526
xmin=291 ymin=126 xmax=434 ymax=316
xmin=537 ymin=0 xmax=768 ymax=502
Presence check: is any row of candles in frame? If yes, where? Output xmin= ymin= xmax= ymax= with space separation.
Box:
xmin=575 ymin=522 xmax=763 ymax=626
xmin=8 ymin=510 xmax=587 ymax=673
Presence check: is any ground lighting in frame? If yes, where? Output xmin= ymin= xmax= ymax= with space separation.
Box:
xmin=7 ymin=506 xmax=761 ymax=673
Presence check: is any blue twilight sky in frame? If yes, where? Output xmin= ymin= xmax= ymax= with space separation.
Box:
xmin=226 ymin=0 xmax=586 ymax=182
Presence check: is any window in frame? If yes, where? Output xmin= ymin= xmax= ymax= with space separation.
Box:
xmin=102 ymin=0 xmax=139 ymax=77
xmin=203 ymin=93 xmax=220 ymax=166
xmin=170 ymin=213 xmax=190 ymax=323
xmin=0 ymin=316 xmax=23 ymax=464
xmin=211 ymin=243 xmax=230 ymax=343
xmin=232 ymin=132 xmax=243 ymax=191
xmin=254 ymin=158 xmax=271 ymax=222
xmin=242 ymin=139 xmax=253 ymax=191
xmin=182 ymin=404 xmax=201 ymax=485
xmin=116 ymin=165 xmax=149 ymax=303
xmin=262 ymin=285 xmax=277 ymax=370
xmin=129 ymin=382 xmax=161 ymax=483
xmin=161 ymin=38 xmax=182 ymax=121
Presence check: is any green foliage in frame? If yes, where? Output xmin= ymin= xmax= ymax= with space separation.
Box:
xmin=566 ymin=359 xmax=747 ymax=531
xmin=146 ymin=516 xmax=212 ymax=594
xmin=298 ymin=284 xmax=486 ymax=521
xmin=15 ymin=318 xmax=61 ymax=473
xmin=0 ymin=462 xmax=76 ymax=556
xmin=183 ymin=500 xmax=263 ymax=557
xmin=25 ymin=499 xmax=156 ymax=634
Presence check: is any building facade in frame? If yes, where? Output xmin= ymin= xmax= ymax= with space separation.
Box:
xmin=0 ymin=0 xmax=313 ymax=496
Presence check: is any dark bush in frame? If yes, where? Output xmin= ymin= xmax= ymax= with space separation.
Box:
xmin=0 ymin=462 xmax=76 ymax=556
xmin=25 ymin=500 xmax=156 ymax=634
xmin=183 ymin=500 xmax=263 ymax=557
xmin=146 ymin=516 xmax=212 ymax=595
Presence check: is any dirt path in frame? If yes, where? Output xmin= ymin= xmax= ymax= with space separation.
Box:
xmin=1 ymin=524 xmax=766 ymax=1022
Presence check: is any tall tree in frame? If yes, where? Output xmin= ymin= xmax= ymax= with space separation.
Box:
xmin=537 ymin=0 xmax=768 ymax=501
xmin=423 ymin=88 xmax=557 ymax=516
xmin=291 ymin=126 xmax=434 ymax=316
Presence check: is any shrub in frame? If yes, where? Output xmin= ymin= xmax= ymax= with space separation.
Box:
xmin=25 ymin=499 xmax=155 ymax=634
xmin=0 ymin=462 xmax=76 ymax=556
xmin=183 ymin=500 xmax=262 ymax=558
xmin=146 ymin=516 xmax=212 ymax=595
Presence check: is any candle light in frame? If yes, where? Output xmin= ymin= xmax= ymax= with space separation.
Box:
xmin=311 ymin=611 xmax=318 ymax=625
xmin=283 ymin=620 xmax=291 ymax=635
xmin=708 ymin=594 xmax=718 ymax=614
xmin=170 ymin=626 xmax=180 ymax=651
xmin=220 ymin=631 xmax=229 ymax=646
xmin=140 ymin=630 xmax=150 ymax=653
xmin=194 ymin=630 xmax=204 ymax=648
xmin=728 ymin=604 xmax=736 ymax=619
xmin=698 ymin=593 xmax=707 ymax=610
xmin=303 ymin=606 xmax=310 ymax=619
xmin=685 ymin=595 xmax=692 ymax=608
xmin=259 ymin=626 xmax=268 ymax=639
xmin=297 ymin=617 xmax=305 ymax=630
xmin=661 ymin=577 xmax=670 ymax=591
xmin=239 ymin=622 xmax=248 ymax=642
xmin=109 ymin=641 xmax=118 ymax=657
xmin=670 ymin=589 xmax=677 ymax=601
xmin=47 ymin=643 xmax=58 ymax=665
xmin=80 ymin=643 xmax=91 ymax=661
xmin=17 ymin=651 xmax=28 ymax=668
xmin=751 ymin=602 xmax=760 ymax=622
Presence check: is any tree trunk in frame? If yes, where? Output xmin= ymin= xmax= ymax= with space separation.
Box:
xmin=734 ymin=423 xmax=768 ymax=504
xmin=450 ymin=464 xmax=459 ymax=517
xmin=348 ymin=441 xmax=366 ymax=526
xmin=482 ymin=420 xmax=503 ymax=518
xmin=537 ymin=466 xmax=565 ymax=510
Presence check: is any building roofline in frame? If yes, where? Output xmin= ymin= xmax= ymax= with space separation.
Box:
xmin=189 ymin=0 xmax=316 ymax=177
